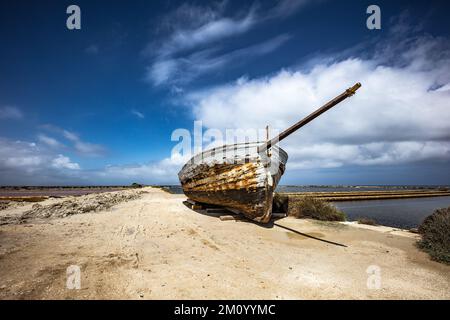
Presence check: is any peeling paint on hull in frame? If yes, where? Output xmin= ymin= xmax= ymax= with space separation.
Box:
xmin=178 ymin=142 xmax=288 ymax=223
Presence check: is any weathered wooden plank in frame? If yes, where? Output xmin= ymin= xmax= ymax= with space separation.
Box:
xmin=219 ymin=215 xmax=238 ymax=221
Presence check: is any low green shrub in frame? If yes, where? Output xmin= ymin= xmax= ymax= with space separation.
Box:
xmin=130 ymin=182 xmax=143 ymax=188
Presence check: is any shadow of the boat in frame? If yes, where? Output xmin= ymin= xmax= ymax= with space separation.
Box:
xmin=182 ymin=200 xmax=347 ymax=247
xmin=183 ymin=200 xmax=286 ymax=229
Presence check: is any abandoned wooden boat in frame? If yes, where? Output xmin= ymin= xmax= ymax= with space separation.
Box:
xmin=178 ymin=83 xmax=361 ymax=223
xmin=179 ymin=142 xmax=288 ymax=223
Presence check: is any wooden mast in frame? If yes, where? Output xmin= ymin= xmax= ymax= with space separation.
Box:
xmin=258 ymin=82 xmax=361 ymax=153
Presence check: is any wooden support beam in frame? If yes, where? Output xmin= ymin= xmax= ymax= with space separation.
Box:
xmin=191 ymin=204 xmax=203 ymax=210
xmin=185 ymin=199 xmax=203 ymax=210
xmin=219 ymin=215 xmax=246 ymax=221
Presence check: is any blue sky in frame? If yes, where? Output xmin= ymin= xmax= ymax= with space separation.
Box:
xmin=0 ymin=0 xmax=449 ymax=185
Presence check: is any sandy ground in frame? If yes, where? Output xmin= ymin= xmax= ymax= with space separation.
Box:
xmin=0 ymin=187 xmax=449 ymax=300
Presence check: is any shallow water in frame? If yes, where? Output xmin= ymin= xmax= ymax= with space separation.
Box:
xmin=334 ymin=196 xmax=450 ymax=229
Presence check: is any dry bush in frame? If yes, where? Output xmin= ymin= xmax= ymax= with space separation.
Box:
xmin=273 ymin=194 xmax=345 ymax=221
xmin=417 ymin=206 xmax=450 ymax=264
xmin=272 ymin=193 xmax=288 ymax=213
xmin=357 ymin=217 xmax=378 ymax=225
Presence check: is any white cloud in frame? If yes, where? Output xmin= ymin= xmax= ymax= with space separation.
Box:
xmin=0 ymin=106 xmax=23 ymax=120
xmin=37 ymin=134 xmax=64 ymax=148
xmin=0 ymin=125 xmax=108 ymax=184
xmin=285 ymin=141 xmax=450 ymax=169
xmin=96 ymin=152 xmax=189 ymax=184
xmin=0 ymin=137 xmax=85 ymax=185
xmin=0 ymin=138 xmax=77 ymax=185
xmin=186 ymin=33 xmax=450 ymax=170
xmin=38 ymin=126 xmax=106 ymax=157
xmin=0 ymin=139 xmax=44 ymax=171
xmin=62 ymin=130 xmax=106 ymax=157
xmin=51 ymin=154 xmax=80 ymax=170
xmin=162 ymin=13 xmax=255 ymax=56
xmin=4 ymin=156 xmax=43 ymax=168
xmin=148 ymin=59 xmax=178 ymax=86
xmin=147 ymin=2 xmax=255 ymax=57
xmin=0 ymin=139 xmax=78 ymax=172
xmin=270 ymin=0 xmax=313 ymax=18
xmin=144 ymin=4 xmax=256 ymax=86
xmin=131 ymin=109 xmax=145 ymax=119
xmin=147 ymin=34 xmax=290 ymax=86
xmin=0 ymin=134 xmax=186 ymax=184
xmin=143 ymin=1 xmax=310 ymax=87
xmin=85 ymin=44 xmax=99 ymax=55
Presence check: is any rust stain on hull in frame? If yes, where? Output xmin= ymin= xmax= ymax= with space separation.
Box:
xmin=182 ymin=162 xmax=260 ymax=192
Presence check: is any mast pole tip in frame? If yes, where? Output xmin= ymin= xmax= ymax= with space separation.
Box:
xmin=346 ymin=82 xmax=362 ymax=96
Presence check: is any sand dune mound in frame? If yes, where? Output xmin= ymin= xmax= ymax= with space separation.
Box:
xmin=2 ymin=189 xmax=148 ymax=224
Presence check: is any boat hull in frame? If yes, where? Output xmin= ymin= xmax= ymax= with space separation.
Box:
xmin=178 ymin=142 xmax=288 ymax=223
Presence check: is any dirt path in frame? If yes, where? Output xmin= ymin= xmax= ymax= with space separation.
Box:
xmin=0 ymin=187 xmax=449 ymax=299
